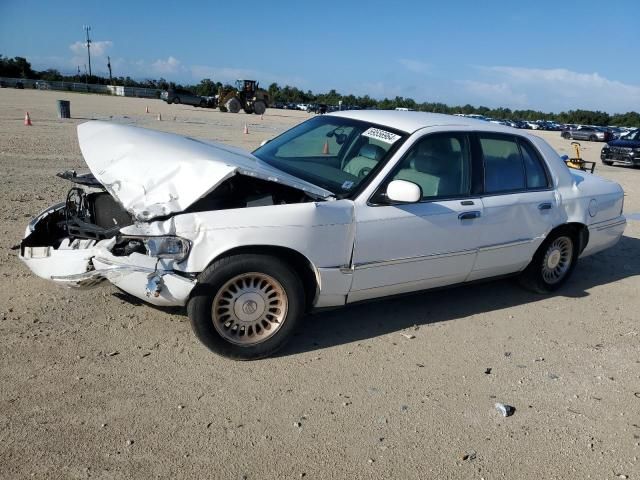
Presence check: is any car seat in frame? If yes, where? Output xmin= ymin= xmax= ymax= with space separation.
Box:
xmin=343 ymin=144 xmax=386 ymax=178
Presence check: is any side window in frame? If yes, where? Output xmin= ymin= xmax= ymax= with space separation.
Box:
xmin=520 ymin=141 xmax=549 ymax=189
xmin=480 ymin=136 xmax=526 ymax=193
xmin=387 ymin=133 xmax=471 ymax=199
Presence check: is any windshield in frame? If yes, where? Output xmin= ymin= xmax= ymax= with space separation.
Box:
xmin=622 ymin=129 xmax=640 ymax=141
xmin=253 ymin=116 xmax=406 ymax=196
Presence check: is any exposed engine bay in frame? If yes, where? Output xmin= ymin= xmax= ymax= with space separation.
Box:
xmin=22 ymin=170 xmax=316 ymax=253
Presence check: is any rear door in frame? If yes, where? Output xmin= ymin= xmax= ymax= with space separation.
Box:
xmin=468 ymin=133 xmax=563 ymax=281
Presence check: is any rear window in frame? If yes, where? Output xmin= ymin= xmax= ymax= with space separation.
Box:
xmin=480 ymin=134 xmax=549 ymax=193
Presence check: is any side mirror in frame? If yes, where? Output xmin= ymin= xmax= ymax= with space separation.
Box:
xmin=386 ymin=179 xmax=422 ymax=203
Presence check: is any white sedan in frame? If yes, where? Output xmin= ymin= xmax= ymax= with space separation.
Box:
xmin=19 ymin=112 xmax=626 ymax=359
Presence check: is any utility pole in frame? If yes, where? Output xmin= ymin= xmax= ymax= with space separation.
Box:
xmin=107 ymin=56 xmax=113 ymax=85
xmin=84 ymin=64 xmax=88 ymax=85
xmin=83 ymin=25 xmax=92 ymax=77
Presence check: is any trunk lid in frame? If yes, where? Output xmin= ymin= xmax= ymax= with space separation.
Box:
xmin=77 ymin=121 xmax=333 ymax=221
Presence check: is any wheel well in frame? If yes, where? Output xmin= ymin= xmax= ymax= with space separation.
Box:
xmin=209 ymin=246 xmax=319 ymax=310
xmin=550 ymin=222 xmax=589 ymax=254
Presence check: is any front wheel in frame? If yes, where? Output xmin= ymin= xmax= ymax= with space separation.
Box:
xmin=253 ymin=100 xmax=266 ymax=115
xmin=518 ymin=229 xmax=578 ymax=293
xmin=602 ymin=160 xmax=614 ymax=166
xmin=188 ymin=254 xmax=305 ymax=360
xmin=226 ymin=98 xmax=241 ymax=113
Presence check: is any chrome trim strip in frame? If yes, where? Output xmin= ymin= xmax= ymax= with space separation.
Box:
xmin=477 ymin=238 xmax=533 ymax=252
xmin=589 ymin=216 xmax=626 ymax=228
xmin=353 ymin=238 xmax=534 ymax=270
xmin=594 ymin=219 xmax=626 ymax=232
xmin=354 ymin=249 xmax=476 ymax=270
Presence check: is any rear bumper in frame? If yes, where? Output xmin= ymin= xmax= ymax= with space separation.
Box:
xmin=581 ymin=216 xmax=626 ymax=257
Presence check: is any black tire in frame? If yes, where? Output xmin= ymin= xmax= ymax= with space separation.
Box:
xmin=602 ymin=160 xmax=614 ymax=166
xmin=226 ymin=98 xmax=241 ymax=114
xmin=561 ymin=132 xmax=569 ymax=139
xmin=199 ymin=99 xmax=206 ymax=108
xmin=173 ymin=97 xmax=180 ymax=105
xmin=187 ymin=254 xmax=305 ymax=360
xmin=253 ymin=100 xmax=266 ymax=115
xmin=518 ymin=227 xmax=579 ymax=294
xmin=589 ymin=135 xmax=597 ymax=141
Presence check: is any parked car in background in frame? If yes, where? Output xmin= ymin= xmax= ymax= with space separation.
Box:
xmin=19 ymin=112 xmax=626 ymax=359
xmin=601 ymin=129 xmax=640 ymax=167
xmin=161 ymin=88 xmax=209 ymax=107
xmin=562 ymin=126 xmax=611 ymax=142
xmin=307 ymin=104 xmax=328 ymax=114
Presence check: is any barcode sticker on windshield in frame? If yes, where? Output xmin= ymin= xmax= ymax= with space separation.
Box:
xmin=362 ymin=128 xmax=401 ymax=144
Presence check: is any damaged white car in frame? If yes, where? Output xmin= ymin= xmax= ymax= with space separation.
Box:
xmin=20 ymin=112 xmax=626 ymax=359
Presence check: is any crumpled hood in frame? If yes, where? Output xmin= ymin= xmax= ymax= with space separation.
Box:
xmin=77 ymin=121 xmax=333 ymax=221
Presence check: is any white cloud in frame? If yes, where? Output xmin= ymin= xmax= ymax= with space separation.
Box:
xmin=458 ymin=80 xmax=528 ymax=107
xmin=475 ymin=66 xmax=640 ymax=113
xmin=190 ymin=65 xmax=255 ymax=82
xmin=69 ymin=40 xmax=113 ymax=57
xmin=397 ymin=58 xmax=430 ymax=74
xmin=151 ymin=56 xmax=183 ymax=74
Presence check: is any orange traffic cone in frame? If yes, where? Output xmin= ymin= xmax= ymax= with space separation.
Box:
xmin=243 ymin=123 xmax=249 ymax=134
xmin=24 ymin=112 xmax=32 ymax=126
xmin=157 ymin=113 xmax=162 ymax=121
xmin=322 ymin=140 xmax=330 ymax=155
xmin=145 ymin=106 xmax=149 ymax=114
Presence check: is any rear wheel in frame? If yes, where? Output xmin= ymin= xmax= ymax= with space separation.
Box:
xmin=173 ymin=97 xmax=181 ymax=104
xmin=188 ymin=254 xmax=304 ymax=360
xmin=199 ymin=99 xmax=206 ymax=108
xmin=603 ymin=160 xmax=614 ymax=166
xmin=589 ymin=135 xmax=597 ymax=141
xmin=518 ymin=228 xmax=578 ymax=293
xmin=253 ymin=100 xmax=266 ymax=115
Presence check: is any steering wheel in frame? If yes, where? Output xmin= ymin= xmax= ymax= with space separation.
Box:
xmin=358 ymin=167 xmax=372 ymax=179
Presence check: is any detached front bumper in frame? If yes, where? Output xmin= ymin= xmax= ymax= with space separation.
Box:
xmin=19 ymin=204 xmax=196 ymax=307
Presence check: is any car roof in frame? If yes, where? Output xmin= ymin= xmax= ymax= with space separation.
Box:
xmin=328 ymin=110 xmax=516 ymax=134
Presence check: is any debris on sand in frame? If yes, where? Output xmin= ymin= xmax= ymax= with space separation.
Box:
xmin=495 ymin=403 xmax=515 ymax=417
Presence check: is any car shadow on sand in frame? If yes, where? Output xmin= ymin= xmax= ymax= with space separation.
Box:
xmin=277 ymin=234 xmax=640 ymax=357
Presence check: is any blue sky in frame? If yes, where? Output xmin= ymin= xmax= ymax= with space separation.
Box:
xmin=1 ymin=0 xmax=638 ymax=113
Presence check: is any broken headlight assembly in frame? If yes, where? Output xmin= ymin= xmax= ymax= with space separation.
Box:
xmin=145 ymin=236 xmax=191 ymax=262
xmin=116 ymin=236 xmax=191 ymax=262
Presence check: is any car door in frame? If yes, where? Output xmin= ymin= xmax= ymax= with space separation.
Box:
xmin=573 ymin=127 xmax=590 ymax=140
xmin=349 ymin=132 xmax=483 ymax=303
xmin=467 ymin=133 xmax=563 ymax=281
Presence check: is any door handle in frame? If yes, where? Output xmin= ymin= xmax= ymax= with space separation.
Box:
xmin=538 ymin=202 xmax=553 ymax=211
xmin=458 ymin=211 xmax=481 ymax=220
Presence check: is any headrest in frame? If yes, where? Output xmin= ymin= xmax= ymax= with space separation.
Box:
xmin=359 ymin=144 xmax=385 ymax=161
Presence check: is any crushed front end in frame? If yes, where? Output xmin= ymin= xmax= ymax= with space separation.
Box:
xmin=19 ymin=171 xmax=196 ymax=306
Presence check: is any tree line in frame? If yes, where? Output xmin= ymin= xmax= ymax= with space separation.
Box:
xmin=2 ymin=54 xmax=639 ymax=127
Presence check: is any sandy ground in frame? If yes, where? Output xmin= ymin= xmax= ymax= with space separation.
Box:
xmin=1 ymin=89 xmax=639 ymax=480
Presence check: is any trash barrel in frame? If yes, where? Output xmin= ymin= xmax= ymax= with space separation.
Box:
xmin=56 ymin=100 xmax=71 ymax=119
